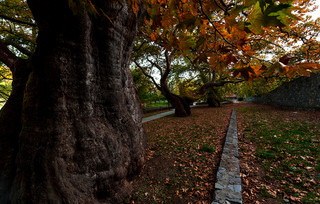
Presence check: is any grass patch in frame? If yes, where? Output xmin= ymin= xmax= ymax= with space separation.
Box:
xmin=238 ymin=105 xmax=320 ymax=203
xmin=199 ymin=144 xmax=215 ymax=153
xmin=143 ymin=100 xmax=170 ymax=110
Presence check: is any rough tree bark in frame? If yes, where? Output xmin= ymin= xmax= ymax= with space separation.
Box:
xmin=199 ymin=70 xmax=244 ymax=107
xmin=160 ymin=81 xmax=191 ymax=117
xmin=205 ymin=70 xmax=220 ymax=107
xmin=0 ymin=0 xmax=146 ymax=203
xmin=206 ymin=87 xmax=220 ymax=107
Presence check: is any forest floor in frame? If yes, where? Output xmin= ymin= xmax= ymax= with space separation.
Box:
xmin=125 ymin=102 xmax=320 ymax=204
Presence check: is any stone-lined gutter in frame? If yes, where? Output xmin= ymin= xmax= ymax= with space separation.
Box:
xmin=212 ymin=109 xmax=242 ymax=204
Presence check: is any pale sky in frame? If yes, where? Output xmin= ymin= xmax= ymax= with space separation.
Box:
xmin=309 ymin=0 xmax=320 ymax=20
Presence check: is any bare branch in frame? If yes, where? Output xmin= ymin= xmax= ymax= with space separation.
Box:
xmin=134 ymin=60 xmax=161 ymax=90
xmin=133 ymin=41 xmax=147 ymax=52
xmin=199 ymin=0 xmax=235 ymax=48
xmin=147 ymin=58 xmax=163 ymax=76
xmin=199 ymin=79 xmax=244 ymax=94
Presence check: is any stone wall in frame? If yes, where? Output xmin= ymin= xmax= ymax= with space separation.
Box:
xmin=253 ymin=73 xmax=320 ymax=110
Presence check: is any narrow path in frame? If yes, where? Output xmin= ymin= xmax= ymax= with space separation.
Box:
xmin=142 ymin=109 xmax=175 ymax=123
xmin=212 ymin=109 xmax=242 ymax=204
xmin=142 ymin=105 xmax=197 ymax=123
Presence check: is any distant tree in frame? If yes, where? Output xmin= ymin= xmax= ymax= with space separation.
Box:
xmin=132 ymin=40 xmax=192 ymax=116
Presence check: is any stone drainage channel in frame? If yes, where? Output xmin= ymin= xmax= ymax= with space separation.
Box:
xmin=143 ymin=108 xmax=242 ymax=204
xmin=212 ymin=109 xmax=242 ymax=204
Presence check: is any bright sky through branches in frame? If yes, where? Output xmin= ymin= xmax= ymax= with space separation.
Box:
xmin=310 ymin=0 xmax=320 ymax=19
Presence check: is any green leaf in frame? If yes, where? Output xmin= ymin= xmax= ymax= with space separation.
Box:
xmin=248 ymin=1 xmax=263 ymax=34
xmin=264 ymin=3 xmax=291 ymax=16
xmin=230 ymin=5 xmax=248 ymax=16
xmin=259 ymin=0 xmax=267 ymax=12
xmin=244 ymin=0 xmax=257 ymax=7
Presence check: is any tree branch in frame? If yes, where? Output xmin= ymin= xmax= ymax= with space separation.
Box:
xmin=0 ymin=28 xmax=36 ymax=45
xmin=199 ymin=0 xmax=235 ymax=48
xmin=133 ymin=41 xmax=147 ymax=52
xmin=134 ymin=60 xmax=161 ymax=90
xmin=162 ymin=50 xmax=172 ymax=82
xmin=147 ymin=58 xmax=163 ymax=76
xmin=279 ymin=27 xmax=307 ymax=43
xmin=0 ymin=14 xmax=37 ymax=27
xmin=213 ymin=0 xmax=226 ymax=13
xmin=0 ymin=90 xmax=10 ymax=98
xmin=0 ymin=72 xmax=12 ymax=80
xmin=250 ymin=38 xmax=285 ymax=51
xmin=250 ymin=56 xmax=273 ymax=65
xmin=0 ymin=39 xmax=20 ymax=70
xmin=5 ymin=41 xmax=33 ymax=56
xmin=199 ymin=79 xmax=244 ymax=94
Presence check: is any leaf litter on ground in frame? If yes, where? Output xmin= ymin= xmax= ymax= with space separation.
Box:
xmin=126 ymin=102 xmax=320 ymax=203
xmin=126 ymin=103 xmax=248 ymax=203
xmin=237 ymin=104 xmax=320 ymax=203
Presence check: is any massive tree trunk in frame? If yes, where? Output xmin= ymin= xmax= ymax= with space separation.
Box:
xmin=1 ymin=0 xmax=146 ymax=203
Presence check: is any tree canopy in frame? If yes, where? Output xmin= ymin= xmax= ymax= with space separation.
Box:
xmin=1 ymin=0 xmax=320 ymax=105
xmin=137 ymin=0 xmax=320 ymax=80
xmin=128 ymin=0 xmax=320 ymax=108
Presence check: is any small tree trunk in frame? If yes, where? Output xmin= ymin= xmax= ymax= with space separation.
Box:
xmin=157 ymin=75 xmax=190 ymax=117
xmin=160 ymin=84 xmax=190 ymax=117
xmin=1 ymin=1 xmax=146 ymax=203
xmin=171 ymin=95 xmax=191 ymax=117
xmin=207 ymin=87 xmax=220 ymax=107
